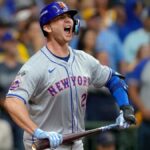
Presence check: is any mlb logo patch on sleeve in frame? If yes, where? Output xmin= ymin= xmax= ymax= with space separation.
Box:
xmin=9 ymin=76 xmax=21 ymax=90
xmin=9 ymin=71 xmax=26 ymax=90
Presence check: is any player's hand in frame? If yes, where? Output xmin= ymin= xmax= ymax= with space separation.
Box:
xmin=116 ymin=110 xmax=130 ymax=128
xmin=120 ymin=105 xmax=136 ymax=125
xmin=33 ymin=128 xmax=63 ymax=148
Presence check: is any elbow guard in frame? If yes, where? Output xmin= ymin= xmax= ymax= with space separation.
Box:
xmin=106 ymin=71 xmax=128 ymax=93
xmin=106 ymin=71 xmax=129 ymax=106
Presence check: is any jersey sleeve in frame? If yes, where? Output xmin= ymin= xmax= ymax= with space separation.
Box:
xmin=6 ymin=64 xmax=41 ymax=104
xmin=86 ymin=53 xmax=112 ymax=88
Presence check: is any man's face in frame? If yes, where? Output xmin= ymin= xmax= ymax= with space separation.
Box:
xmin=47 ymin=13 xmax=74 ymax=44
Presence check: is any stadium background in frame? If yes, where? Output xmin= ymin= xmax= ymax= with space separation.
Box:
xmin=0 ymin=0 xmax=150 ymax=149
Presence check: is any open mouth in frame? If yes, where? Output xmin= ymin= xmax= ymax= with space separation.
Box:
xmin=64 ymin=25 xmax=71 ymax=34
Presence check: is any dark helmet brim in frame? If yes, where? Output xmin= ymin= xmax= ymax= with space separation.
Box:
xmin=66 ymin=10 xmax=78 ymax=18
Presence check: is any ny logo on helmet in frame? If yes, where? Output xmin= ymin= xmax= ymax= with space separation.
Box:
xmin=57 ymin=2 xmax=68 ymax=11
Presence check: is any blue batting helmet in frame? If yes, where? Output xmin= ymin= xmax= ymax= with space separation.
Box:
xmin=39 ymin=1 xmax=78 ymax=27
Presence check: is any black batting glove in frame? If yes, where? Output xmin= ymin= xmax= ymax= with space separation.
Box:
xmin=120 ymin=105 xmax=136 ymax=125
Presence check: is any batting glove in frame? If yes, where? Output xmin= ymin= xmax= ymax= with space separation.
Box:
xmin=120 ymin=105 xmax=136 ymax=125
xmin=116 ymin=105 xmax=136 ymax=128
xmin=116 ymin=110 xmax=130 ymax=128
xmin=33 ymin=128 xmax=63 ymax=148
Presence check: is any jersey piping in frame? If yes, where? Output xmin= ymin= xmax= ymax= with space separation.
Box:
xmin=41 ymin=47 xmax=76 ymax=133
xmin=6 ymin=93 xmax=27 ymax=104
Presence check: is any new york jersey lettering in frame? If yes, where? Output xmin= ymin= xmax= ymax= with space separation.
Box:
xmin=48 ymin=76 xmax=90 ymax=96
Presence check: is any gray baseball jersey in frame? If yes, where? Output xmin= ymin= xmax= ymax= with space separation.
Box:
xmin=7 ymin=46 xmax=111 ymax=149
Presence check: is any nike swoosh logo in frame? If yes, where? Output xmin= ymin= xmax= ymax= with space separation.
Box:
xmin=48 ymin=68 xmax=56 ymax=73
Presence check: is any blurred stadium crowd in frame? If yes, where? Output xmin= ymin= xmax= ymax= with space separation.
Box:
xmin=0 ymin=0 xmax=150 ymax=149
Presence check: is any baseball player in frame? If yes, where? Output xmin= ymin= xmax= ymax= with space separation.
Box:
xmin=2 ymin=1 xmax=135 ymax=150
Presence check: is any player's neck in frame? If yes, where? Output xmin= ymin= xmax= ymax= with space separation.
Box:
xmin=46 ymin=41 xmax=70 ymax=57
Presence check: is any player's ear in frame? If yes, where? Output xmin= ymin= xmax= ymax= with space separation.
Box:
xmin=43 ymin=24 xmax=52 ymax=33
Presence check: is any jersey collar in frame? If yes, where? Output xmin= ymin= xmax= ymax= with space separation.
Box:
xmin=41 ymin=46 xmax=75 ymax=66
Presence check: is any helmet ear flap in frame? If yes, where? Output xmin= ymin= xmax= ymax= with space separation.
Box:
xmin=73 ymin=19 xmax=80 ymax=35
